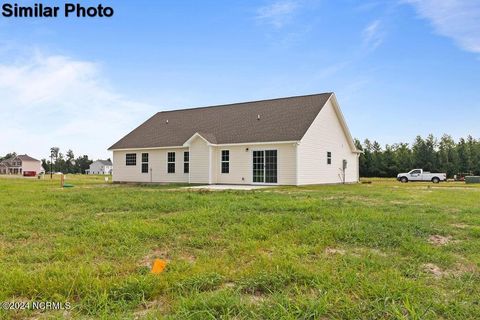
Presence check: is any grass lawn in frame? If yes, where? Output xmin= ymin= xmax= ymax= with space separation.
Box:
xmin=0 ymin=176 xmax=479 ymax=319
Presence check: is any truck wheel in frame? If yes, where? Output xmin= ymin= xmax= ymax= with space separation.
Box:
xmin=432 ymin=177 xmax=440 ymax=184
xmin=400 ymin=177 xmax=408 ymax=183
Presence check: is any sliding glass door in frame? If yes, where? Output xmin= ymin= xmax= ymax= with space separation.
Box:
xmin=252 ymin=150 xmax=277 ymax=183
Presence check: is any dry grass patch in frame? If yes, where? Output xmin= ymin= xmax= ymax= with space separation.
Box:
xmin=222 ymin=282 xmax=236 ymax=289
xmin=178 ymin=252 xmax=197 ymax=264
xmin=133 ymin=298 xmax=166 ymax=319
xmin=422 ymin=261 xmax=478 ymax=278
xmin=451 ymin=223 xmax=470 ymax=229
xmin=325 ymin=247 xmax=346 ymax=255
xmin=139 ymin=248 xmax=170 ymax=268
xmin=422 ymin=263 xmax=446 ymax=278
xmin=246 ymin=293 xmax=266 ymax=305
xmin=428 ymin=235 xmax=453 ymax=246
xmin=352 ymin=247 xmax=388 ymax=257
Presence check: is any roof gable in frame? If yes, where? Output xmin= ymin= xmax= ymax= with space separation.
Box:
xmin=303 ymin=94 xmax=360 ymax=153
xmin=109 ymin=93 xmax=333 ymax=150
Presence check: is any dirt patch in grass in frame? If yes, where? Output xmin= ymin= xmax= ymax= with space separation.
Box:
xmin=428 ymin=235 xmax=452 ymax=246
xmin=179 ymin=252 xmax=197 ymax=263
xmin=222 ymin=282 xmax=236 ymax=289
xmin=325 ymin=247 xmax=346 ymax=255
xmin=390 ymin=200 xmax=408 ymax=205
xmin=260 ymin=248 xmax=274 ymax=258
xmin=246 ymin=293 xmax=266 ymax=305
xmin=422 ymin=263 xmax=446 ymax=278
xmin=451 ymin=223 xmax=470 ymax=229
xmin=352 ymin=247 xmax=388 ymax=257
xmin=452 ymin=262 xmax=478 ymax=276
xmin=133 ymin=298 xmax=166 ymax=319
xmin=26 ymin=310 xmax=72 ymax=320
xmin=422 ymin=261 xmax=477 ymax=278
xmin=139 ymin=249 xmax=170 ymax=268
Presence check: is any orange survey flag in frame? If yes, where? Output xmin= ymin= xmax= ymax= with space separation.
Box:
xmin=151 ymin=259 xmax=167 ymax=274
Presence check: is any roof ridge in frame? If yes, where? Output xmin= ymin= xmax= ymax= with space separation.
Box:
xmin=156 ymin=92 xmax=333 ymax=114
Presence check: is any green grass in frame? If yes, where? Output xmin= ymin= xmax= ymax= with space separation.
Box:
xmin=0 ymin=175 xmax=479 ymax=319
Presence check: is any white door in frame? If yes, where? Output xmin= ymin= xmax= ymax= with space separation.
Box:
xmin=409 ymin=169 xmax=422 ymax=181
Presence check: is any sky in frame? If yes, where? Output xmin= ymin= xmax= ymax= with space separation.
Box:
xmin=0 ymin=0 xmax=479 ymax=160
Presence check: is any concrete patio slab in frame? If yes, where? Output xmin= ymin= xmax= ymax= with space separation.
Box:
xmin=183 ymin=185 xmax=271 ymax=191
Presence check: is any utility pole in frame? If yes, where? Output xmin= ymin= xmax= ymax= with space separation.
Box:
xmin=50 ymin=150 xmax=53 ymax=179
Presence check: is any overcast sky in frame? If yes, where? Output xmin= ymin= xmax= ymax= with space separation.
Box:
xmin=1 ymin=0 xmax=479 ymax=160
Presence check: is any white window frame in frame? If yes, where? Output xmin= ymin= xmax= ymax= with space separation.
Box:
xmin=126 ymin=153 xmax=137 ymax=166
xmin=184 ymin=151 xmax=189 ymax=174
xmin=167 ymin=152 xmax=175 ymax=174
xmin=141 ymin=153 xmax=149 ymax=174
xmin=221 ymin=150 xmax=230 ymax=174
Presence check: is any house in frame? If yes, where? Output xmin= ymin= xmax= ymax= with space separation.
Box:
xmin=86 ymin=160 xmax=113 ymax=175
xmin=0 ymin=154 xmax=44 ymax=176
xmin=108 ymin=93 xmax=361 ymax=185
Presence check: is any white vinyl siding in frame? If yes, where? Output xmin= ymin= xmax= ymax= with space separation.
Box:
xmin=297 ymin=98 xmax=359 ymax=184
xmin=87 ymin=161 xmax=112 ymax=175
xmin=112 ymin=149 xmax=189 ymax=183
xmin=212 ymin=143 xmax=296 ymax=185
xmin=20 ymin=160 xmax=44 ymax=174
xmin=189 ymin=136 xmax=210 ymax=184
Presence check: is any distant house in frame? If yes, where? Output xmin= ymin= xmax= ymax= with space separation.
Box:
xmin=0 ymin=154 xmax=44 ymax=176
xmin=86 ymin=160 xmax=113 ymax=175
xmin=109 ymin=93 xmax=361 ymax=185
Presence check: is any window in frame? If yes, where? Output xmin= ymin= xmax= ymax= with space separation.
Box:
xmin=221 ymin=150 xmax=229 ymax=174
xmin=167 ymin=152 xmax=175 ymax=173
xmin=184 ymin=152 xmax=189 ymax=174
xmin=141 ymin=153 xmax=149 ymax=173
xmin=327 ymin=152 xmax=332 ymax=165
xmin=126 ymin=153 xmax=136 ymax=166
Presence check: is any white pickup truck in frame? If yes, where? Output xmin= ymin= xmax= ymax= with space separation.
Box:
xmin=397 ymin=169 xmax=447 ymax=183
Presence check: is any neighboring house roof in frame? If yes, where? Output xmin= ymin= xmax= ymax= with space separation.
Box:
xmin=92 ymin=160 xmax=113 ymax=166
xmin=109 ymin=93 xmax=334 ymax=150
xmin=2 ymin=154 xmax=38 ymax=164
xmin=16 ymin=154 xmax=40 ymax=162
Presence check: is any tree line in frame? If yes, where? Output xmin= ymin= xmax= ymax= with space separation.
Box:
xmin=1 ymin=149 xmax=94 ymax=174
xmin=355 ymin=134 xmax=480 ymax=178
xmin=41 ymin=147 xmax=94 ymax=174
xmin=0 ymin=152 xmax=17 ymax=162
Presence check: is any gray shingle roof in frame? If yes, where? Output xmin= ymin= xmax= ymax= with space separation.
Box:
xmin=96 ymin=160 xmax=112 ymax=166
xmin=109 ymin=93 xmax=333 ymax=150
xmin=1 ymin=154 xmax=39 ymax=164
xmin=17 ymin=154 xmax=40 ymax=162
